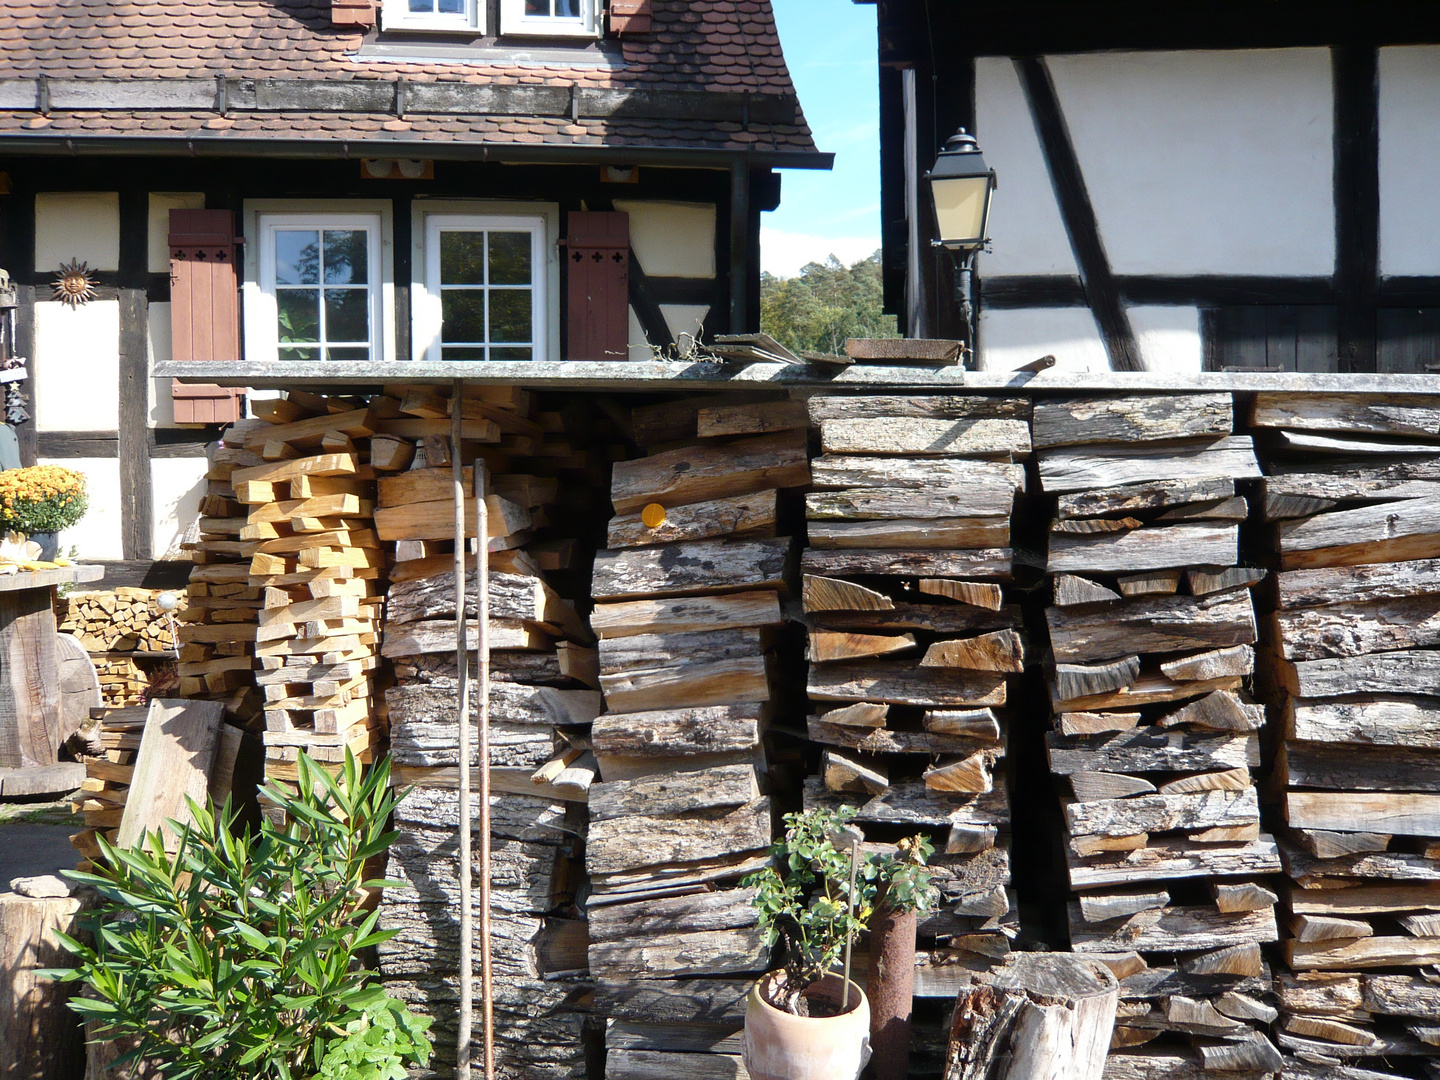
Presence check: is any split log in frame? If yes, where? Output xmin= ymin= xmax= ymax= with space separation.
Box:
xmin=801 ymin=548 xmax=1012 ymax=581
xmin=1055 ymin=477 xmax=1236 ymax=520
xmin=1063 ymin=788 xmax=1259 ymax=838
xmin=823 ymin=750 xmax=889 ymax=794
xmin=819 ymin=702 xmax=889 ymax=728
xmin=925 ymin=709 xmax=1001 ymax=739
xmin=1067 ymin=836 xmax=1280 ymax=890
xmin=1079 ymin=892 xmax=1169 ymax=922
xmin=1051 ymin=674 xmax=1243 ymax=713
xmin=808 ymin=518 xmax=1009 ymax=550
xmin=591 ymin=590 xmax=782 ymax=639
xmin=1277 ymin=496 xmax=1440 ymax=569
xmin=808 ymin=719 xmax=1000 ymax=758
xmin=1156 ymin=768 xmax=1250 ymax=794
xmin=610 ymin=431 xmax=811 ymax=514
xmin=1157 ymin=497 xmax=1248 ymax=522
xmin=1280 ymin=842 xmax=1440 ymax=884
xmin=942 ymin=953 xmax=1117 ymax=1080
xmin=921 ymin=630 xmax=1025 ymax=672
xmin=1032 ymin=394 xmax=1233 ymax=450
xmin=1286 ymin=791 xmax=1440 ymax=836
xmin=804 ymin=777 xmax=1009 ymax=829
xmin=1052 ymin=656 xmax=1140 ymax=702
xmin=1276 ymin=595 xmax=1440 ymax=659
xmin=597 ymin=629 xmax=769 ymax=713
xmin=1046 ymin=591 xmax=1256 ymax=664
xmin=818 ymin=417 xmax=1032 ymax=458
xmin=809 ymin=630 xmax=916 ymax=663
xmin=1036 ymin=436 xmax=1261 ymax=495
xmin=1052 ymin=575 xmax=1121 ymax=607
xmin=1280 ymin=740 xmax=1440 ymax=792
xmin=1289 ymin=828 xmax=1392 ymax=858
xmin=807 ymin=663 xmax=1007 ymax=707
xmin=585 ymin=797 xmax=772 ymax=876
xmin=590 ymin=926 xmax=767 ymax=978
xmin=589 ymin=765 xmax=760 ymax=822
xmin=1159 ymin=646 xmax=1253 ymax=681
xmin=813 ymin=603 xmax=1020 ymax=635
xmin=1057 ymin=712 xmax=1140 ymax=737
xmin=591 ymin=538 xmax=791 ymax=600
xmin=1249 ymin=391 xmax=1440 ymax=439
xmin=1047 ymin=730 xmax=1256 ymax=775
xmin=1048 ymin=524 xmax=1237 ymax=574
xmin=806 ymin=486 xmax=1014 ymax=520
xmin=1288 ymin=697 xmax=1440 ymax=749
xmin=802 ymin=574 xmax=893 ymax=612
xmin=1185 ymin=566 xmax=1266 ymax=597
xmin=696 ymin=399 xmax=808 ymax=437
xmin=1285 ymin=936 xmax=1440 ymax=971
xmin=0 ymin=893 xmax=86 ymax=1080
xmin=589 ymin=887 xmax=758 ymax=943
xmin=1278 ymin=556 xmax=1440 ymax=607
xmin=607 ymin=491 xmax=777 ymax=548
xmin=1290 ymin=914 xmax=1373 ymax=941
xmin=1114 ymin=569 xmax=1182 ymax=597
xmin=1213 ymin=883 xmax=1278 ymax=913
xmin=919 ymin=579 xmax=1004 ymax=610
xmin=590 ymin=705 xmax=762 ymax=758
xmin=810 ymin=455 xmax=1024 ymax=493
xmin=1068 ymin=904 xmax=1278 ymax=952
xmin=805 ymin=394 xmax=1029 ymax=422
xmin=1155 ymin=691 xmax=1263 ymax=732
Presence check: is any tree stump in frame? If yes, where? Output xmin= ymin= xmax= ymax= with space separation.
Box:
xmin=0 ymin=891 xmax=86 ymax=1080
xmin=943 ymin=953 xmax=1118 ymax=1080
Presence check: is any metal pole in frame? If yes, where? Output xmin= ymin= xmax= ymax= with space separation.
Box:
xmin=451 ymin=381 xmax=473 ymax=1080
xmin=477 ymin=421 xmax=494 ymax=1080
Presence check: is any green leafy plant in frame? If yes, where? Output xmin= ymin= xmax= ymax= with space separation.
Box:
xmin=742 ymin=806 xmax=876 ymax=1014
xmin=43 ymin=750 xmax=431 ymax=1080
xmin=871 ymin=833 xmax=937 ymax=916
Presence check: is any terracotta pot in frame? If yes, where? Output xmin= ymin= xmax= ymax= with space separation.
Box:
xmin=742 ymin=970 xmax=872 ymax=1080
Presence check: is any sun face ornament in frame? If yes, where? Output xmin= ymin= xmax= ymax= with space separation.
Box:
xmin=52 ymin=259 xmax=97 ymax=307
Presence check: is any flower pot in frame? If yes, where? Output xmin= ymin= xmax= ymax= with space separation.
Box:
xmin=25 ymin=532 xmax=58 ymax=561
xmin=742 ymin=971 xmax=871 ymax=1080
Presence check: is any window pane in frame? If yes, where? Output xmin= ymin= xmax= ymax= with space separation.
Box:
xmin=275 ymin=231 xmax=319 ymax=285
xmin=524 ymin=0 xmax=548 ymax=13
xmin=326 ymin=289 xmax=370 ymax=343
xmin=489 ymin=233 xmax=532 ymax=286
xmin=491 ymin=346 xmax=533 ymax=360
xmin=442 ymin=291 xmax=487 ymax=344
xmin=490 ymin=290 xmax=531 ymax=343
xmin=441 ymin=232 xmax=486 ymax=285
xmin=279 ymin=346 xmax=320 ymax=361
xmin=409 ymin=0 xmax=430 ymax=10
xmin=555 ymin=0 xmax=579 ymax=15
xmin=443 ymin=346 xmax=488 ymax=360
xmin=326 ymin=347 xmax=370 ymax=362
xmin=277 ymin=289 xmax=320 ymax=344
xmin=323 ymin=230 xmax=368 ymax=285
xmin=437 ymin=0 xmax=464 ymax=13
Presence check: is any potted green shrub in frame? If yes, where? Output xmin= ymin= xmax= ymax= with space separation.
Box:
xmin=0 ymin=464 xmax=88 ymax=561
xmin=43 ymin=751 xmax=432 ymax=1080
xmin=741 ymin=806 xmax=875 ymax=1080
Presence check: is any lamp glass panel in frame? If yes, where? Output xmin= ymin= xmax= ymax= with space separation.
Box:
xmin=931 ymin=175 xmax=992 ymax=247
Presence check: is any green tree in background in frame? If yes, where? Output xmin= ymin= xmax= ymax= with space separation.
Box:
xmin=760 ymin=251 xmax=899 ymax=356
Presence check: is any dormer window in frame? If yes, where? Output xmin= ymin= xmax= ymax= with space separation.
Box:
xmin=381 ymin=0 xmax=482 ymax=33
xmin=500 ymin=0 xmax=599 ymax=37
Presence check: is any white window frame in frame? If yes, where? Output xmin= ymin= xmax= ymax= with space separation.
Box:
xmin=242 ymin=201 xmax=396 ymax=365
xmin=411 ymin=200 xmax=561 ymax=363
xmin=381 ymin=0 xmax=483 ymax=34
xmin=499 ymin=0 xmax=600 ymax=38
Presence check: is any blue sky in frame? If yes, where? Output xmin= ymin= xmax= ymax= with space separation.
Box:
xmin=761 ymin=0 xmax=882 ymax=278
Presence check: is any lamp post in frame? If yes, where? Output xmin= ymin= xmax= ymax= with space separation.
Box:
xmin=925 ymin=128 xmax=996 ymax=362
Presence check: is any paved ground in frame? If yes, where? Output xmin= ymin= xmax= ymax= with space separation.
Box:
xmin=0 ymin=817 xmax=80 ymax=893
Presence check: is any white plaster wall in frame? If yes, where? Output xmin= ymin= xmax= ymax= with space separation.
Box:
xmin=38 ymin=456 xmax=123 ymax=561
xmin=147 ymin=193 xmax=207 ymax=274
xmin=1048 ymin=49 xmax=1334 ymax=276
xmin=974 ymin=58 xmax=1079 ymax=277
xmin=1379 ymin=46 xmax=1440 ymax=277
xmin=612 ymin=200 xmax=717 ymax=278
xmin=33 ymin=300 xmax=120 ymax=432
xmin=151 ymin=457 xmax=208 ymax=560
xmin=978 ymin=306 xmax=1109 ymax=372
xmin=35 ymin=192 xmax=121 ymax=272
xmin=1130 ymin=306 xmax=1204 ymax=372
xmin=627 ymin=307 xmax=651 ymax=362
xmin=147 ymin=300 xmax=176 ymax=428
xmin=660 ymin=304 xmax=710 ymax=345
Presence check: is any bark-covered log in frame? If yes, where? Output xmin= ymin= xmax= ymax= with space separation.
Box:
xmin=943 ymin=953 xmax=1117 ymax=1080
xmin=805 ymin=395 xmax=1030 ymax=422
xmin=1048 ymin=524 xmax=1237 ymax=574
xmin=598 ymin=629 xmax=769 ymax=713
xmin=1280 ymin=740 xmax=1440 ymax=792
xmin=610 ymin=431 xmax=811 ymax=514
xmin=1046 ymin=591 xmax=1256 ymax=664
xmin=591 ymin=538 xmax=792 ymax=601
xmin=806 ymin=486 xmax=1014 ymax=520
xmin=802 ymin=548 xmax=1012 ymax=581
xmin=1277 ymin=496 xmax=1440 ymax=569
xmin=1068 ymin=904 xmax=1278 ymax=952
xmin=1289 ymin=648 xmax=1440 ymax=698
xmin=589 ymin=765 xmax=760 ymax=822
xmin=1055 ymin=477 xmax=1236 ymax=521
xmin=807 ymin=662 xmax=1007 ymax=707
xmin=591 ymin=590 xmax=782 ymax=639
xmin=1063 ymin=788 xmax=1260 ymax=838
xmin=810 ymin=455 xmax=1024 ymax=493
xmin=607 ymin=491 xmax=777 ymax=549
xmin=387 ymin=681 xmax=600 ymax=728
xmin=1249 ymin=391 xmax=1440 ymax=439
xmin=1046 ymin=729 xmax=1256 ymax=775
xmin=586 ymin=797 xmax=772 ymax=876
xmin=589 ymin=926 xmax=768 ymax=978
xmin=1287 ymin=697 xmax=1440 ymax=748
xmin=819 ymin=417 xmax=1032 ymax=458
xmin=1032 ymin=395 xmax=1233 ymax=450
xmin=809 ymin=517 xmax=1010 ymax=551
xmin=813 ymin=602 xmax=1021 ymax=635
xmin=1037 ymin=436 xmax=1260 ymax=495
xmin=590 ymin=704 xmax=763 ymax=758
xmin=588 ymin=888 xmax=758 ymax=943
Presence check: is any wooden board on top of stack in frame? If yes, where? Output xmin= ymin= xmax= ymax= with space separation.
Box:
xmin=582 ymin=393 xmax=814 ymax=1080
xmin=795 ymin=391 xmax=1027 ymax=1060
xmin=1248 ymin=392 xmax=1440 ymax=1079
xmin=369 ymin=384 xmax=621 ymax=1080
xmin=1032 ymin=393 xmax=1284 ymax=1080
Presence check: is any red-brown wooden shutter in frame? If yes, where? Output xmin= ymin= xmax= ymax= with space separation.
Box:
xmin=169 ymin=209 xmax=243 ymax=425
xmin=565 ymin=211 xmax=630 ymax=361
xmin=608 ymin=0 xmax=651 ymax=35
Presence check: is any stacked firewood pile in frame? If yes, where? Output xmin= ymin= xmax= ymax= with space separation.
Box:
xmin=67 ymin=705 xmax=146 ymax=868
xmin=796 ymin=392 xmax=1026 ymax=1059
xmin=215 ymin=394 xmax=395 ymax=795
xmin=176 ymin=419 xmax=268 ymax=726
xmin=372 ymin=385 xmax=612 ymax=1080
xmin=1249 ymin=392 xmax=1440 ymax=1079
xmin=1031 ymin=394 xmax=1286 ymax=1079
xmin=585 ymin=400 xmax=810 ymax=1079
xmin=57 ymin=587 xmax=178 ymax=707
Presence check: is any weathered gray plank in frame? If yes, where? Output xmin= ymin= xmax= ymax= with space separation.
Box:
xmin=802 ymin=548 xmax=1011 ymax=579
xmin=819 ymin=417 xmax=1032 ymax=458
xmin=1064 ymin=788 xmax=1259 ymax=837
xmin=591 ymin=538 xmax=791 ymax=600
xmin=1037 ymin=436 xmax=1260 ymax=495
xmin=1032 ymin=394 xmax=1232 ymax=450
xmin=1048 ymin=524 xmax=1237 ymax=574
xmin=586 ymin=797 xmax=772 ymax=876
xmin=1047 ymin=729 xmax=1257 ymax=775
xmin=1046 ymin=591 xmax=1256 ymax=664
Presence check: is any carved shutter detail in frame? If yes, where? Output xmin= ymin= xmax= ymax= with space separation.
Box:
xmin=168 ymin=209 xmax=243 ymax=425
xmin=566 ymin=211 xmax=630 ymax=361
xmin=608 ymin=0 xmax=652 ymax=35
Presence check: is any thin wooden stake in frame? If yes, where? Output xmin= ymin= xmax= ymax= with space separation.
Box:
xmin=452 ymin=382 xmax=473 ymax=1080
xmin=477 ymin=425 xmax=494 ymax=1080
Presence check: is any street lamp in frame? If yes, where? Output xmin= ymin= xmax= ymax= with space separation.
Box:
xmin=926 ymin=128 xmax=996 ymax=361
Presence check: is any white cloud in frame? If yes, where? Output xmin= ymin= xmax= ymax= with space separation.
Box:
xmin=761 ymin=228 xmax=881 ymax=278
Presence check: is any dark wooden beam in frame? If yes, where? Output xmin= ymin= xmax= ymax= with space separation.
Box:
xmin=92 ymin=559 xmax=193 ymax=590
xmin=728 ymin=159 xmax=749 ymax=332
xmin=627 ymin=249 xmax=675 ymax=352
xmin=877 ymin=63 xmax=909 ymax=326
xmin=1379 ymin=278 xmax=1440 ymax=307
xmin=13 ymin=286 xmax=35 ymax=468
xmin=118 ymin=289 xmax=152 ymax=560
xmin=981 ymin=275 xmax=1087 ymax=308
xmin=37 ymin=433 xmax=118 ymax=457
xmin=1334 ymin=45 xmax=1381 ymax=373
xmin=1016 ymin=56 xmax=1143 ymax=371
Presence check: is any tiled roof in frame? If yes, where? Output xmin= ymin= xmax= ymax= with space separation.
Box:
xmin=0 ymin=0 xmax=820 ymax=156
